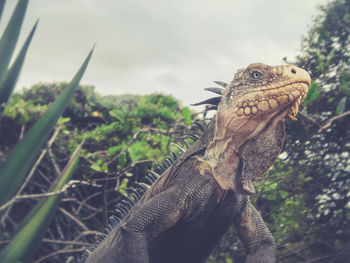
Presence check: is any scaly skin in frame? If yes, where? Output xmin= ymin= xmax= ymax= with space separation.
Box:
xmin=84 ymin=63 xmax=311 ymax=263
xmin=199 ymin=63 xmax=310 ymax=192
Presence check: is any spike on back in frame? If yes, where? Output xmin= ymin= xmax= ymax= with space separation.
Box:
xmin=205 ymin=87 xmax=224 ymax=95
xmin=213 ymin=81 xmax=228 ymax=88
xmin=192 ymin=80 xmax=226 ymax=107
xmin=171 ymin=143 xmax=185 ymax=154
xmin=193 ymin=121 xmax=205 ymax=132
xmin=191 ymin=96 xmax=221 ymax=106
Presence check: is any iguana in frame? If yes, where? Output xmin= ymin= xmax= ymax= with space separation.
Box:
xmin=83 ymin=63 xmax=311 ymax=263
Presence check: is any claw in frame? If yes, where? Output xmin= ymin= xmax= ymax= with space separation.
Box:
xmin=288 ymin=114 xmax=297 ymax=121
xmin=295 ymin=102 xmax=299 ymax=115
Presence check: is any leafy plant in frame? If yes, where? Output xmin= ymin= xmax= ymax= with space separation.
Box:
xmin=0 ymin=49 xmax=93 ymax=207
xmin=303 ymin=82 xmax=320 ymax=104
xmin=0 ymin=0 xmax=93 ymax=262
xmin=0 ymin=81 xmax=192 ymax=261
xmin=335 ymin=97 xmax=347 ymax=114
xmin=0 ymin=142 xmax=83 ymax=262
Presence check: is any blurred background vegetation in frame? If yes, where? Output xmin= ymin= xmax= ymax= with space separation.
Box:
xmin=0 ymin=0 xmax=349 ymax=262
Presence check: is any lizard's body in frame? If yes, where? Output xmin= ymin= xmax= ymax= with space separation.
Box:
xmin=84 ymin=63 xmax=311 ymax=263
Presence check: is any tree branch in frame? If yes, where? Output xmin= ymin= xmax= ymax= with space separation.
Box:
xmin=298 ymin=112 xmax=322 ymax=128
xmin=1 ymin=125 xmax=62 ymax=225
xmin=59 ymin=207 xmax=89 ymax=231
xmin=0 ymin=180 xmax=100 ymax=212
xmin=33 ymin=248 xmax=85 ymax=263
xmin=298 ymin=110 xmax=350 ymax=132
xmin=318 ymin=110 xmax=350 ymax=132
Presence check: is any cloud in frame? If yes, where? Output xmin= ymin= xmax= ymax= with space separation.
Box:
xmin=2 ymin=0 xmax=327 ymax=106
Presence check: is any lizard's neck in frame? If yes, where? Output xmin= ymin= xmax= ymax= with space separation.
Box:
xmin=201 ymin=131 xmax=241 ymax=191
xmin=199 ymin=111 xmax=271 ymax=191
xmin=197 ymin=111 xmax=246 ymax=192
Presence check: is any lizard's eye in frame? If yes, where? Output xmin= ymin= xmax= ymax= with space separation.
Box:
xmin=251 ymin=70 xmax=263 ymax=80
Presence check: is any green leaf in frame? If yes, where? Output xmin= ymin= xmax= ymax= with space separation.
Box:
xmin=58 ymin=117 xmax=70 ymax=125
xmin=269 ymin=182 xmax=278 ymax=191
xmin=117 ymin=152 xmax=127 ymax=168
xmin=336 ymin=97 xmax=346 ymax=115
xmin=0 ymin=20 xmax=38 ymax=105
xmin=119 ymin=178 xmax=128 ymax=196
xmin=303 ymin=176 xmax=313 ymax=182
xmin=279 ymin=190 xmax=289 ymax=199
xmin=182 ymin=106 xmax=192 ymax=125
xmin=325 ymin=49 xmax=335 ymax=67
xmin=127 ymin=145 xmax=139 ymax=162
xmin=0 ymin=48 xmax=94 ymax=207
xmin=0 ymin=0 xmax=28 ymax=82
xmin=90 ymin=164 xmax=104 ymax=172
xmin=339 ymin=71 xmax=350 ymax=96
xmin=0 ymin=142 xmax=82 ymax=263
xmin=315 ymin=50 xmax=325 ymax=72
xmin=327 ymin=97 xmax=335 ymax=103
xmin=124 ymin=172 xmax=133 ymax=177
xmin=344 ymin=13 xmax=350 ymax=24
xmin=110 ymin=109 xmax=125 ymax=123
xmin=303 ymin=82 xmax=320 ymax=104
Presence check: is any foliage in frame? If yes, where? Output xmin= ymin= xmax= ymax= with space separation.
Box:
xmin=0 ymin=0 xmax=93 ymax=262
xmin=303 ymin=82 xmax=320 ymax=104
xmin=269 ymin=0 xmax=349 ymax=262
xmin=282 ymin=0 xmax=350 ymax=262
xmin=0 ymin=142 xmax=82 ymax=263
xmin=0 ymin=50 xmax=93 ymax=209
xmin=0 ymin=82 xmax=194 ymax=262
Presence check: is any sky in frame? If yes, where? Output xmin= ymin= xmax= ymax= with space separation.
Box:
xmin=2 ymin=0 xmax=328 ymax=107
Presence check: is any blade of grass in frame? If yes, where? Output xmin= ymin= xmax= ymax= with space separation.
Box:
xmin=0 ymin=20 xmax=38 ymax=105
xmin=0 ymin=141 xmax=83 ymax=263
xmin=0 ymin=0 xmax=29 ymax=82
xmin=0 ymin=48 xmax=94 ymax=207
xmin=0 ymin=0 xmax=6 ymax=23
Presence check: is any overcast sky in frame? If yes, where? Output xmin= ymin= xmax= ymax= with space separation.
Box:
xmin=3 ymin=0 xmax=327 ymax=106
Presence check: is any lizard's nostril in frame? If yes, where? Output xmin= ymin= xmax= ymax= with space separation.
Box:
xmin=291 ymin=68 xmax=296 ymax=74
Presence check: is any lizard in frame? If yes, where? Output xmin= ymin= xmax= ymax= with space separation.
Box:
xmin=82 ymin=63 xmax=311 ymax=263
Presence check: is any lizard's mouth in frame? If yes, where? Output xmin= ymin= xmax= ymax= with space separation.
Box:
xmin=236 ymin=81 xmax=309 ymax=121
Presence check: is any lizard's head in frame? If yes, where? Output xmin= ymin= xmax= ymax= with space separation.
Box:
xmin=220 ymin=63 xmax=311 ymax=129
xmin=201 ymin=63 xmax=311 ymax=193
xmin=212 ymin=63 xmax=311 ymax=146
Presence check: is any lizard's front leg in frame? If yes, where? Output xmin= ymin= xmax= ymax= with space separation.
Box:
xmin=234 ymin=197 xmax=276 ymax=263
xmin=116 ymin=188 xmax=186 ymax=263
xmin=85 ymin=187 xmax=186 ymax=263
